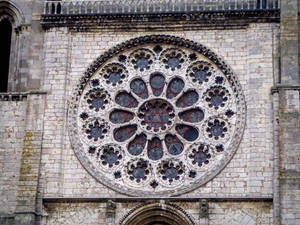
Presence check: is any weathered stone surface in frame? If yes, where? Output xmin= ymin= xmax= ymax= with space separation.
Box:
xmin=0 ymin=101 xmax=26 ymax=214
xmin=0 ymin=0 xmax=300 ymax=224
xmin=278 ymin=1 xmax=300 ymax=224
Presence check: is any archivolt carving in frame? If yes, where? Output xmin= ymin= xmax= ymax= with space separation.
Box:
xmin=68 ymin=35 xmax=246 ymax=196
xmin=118 ymin=202 xmax=195 ymax=225
xmin=0 ymin=1 xmax=24 ymax=27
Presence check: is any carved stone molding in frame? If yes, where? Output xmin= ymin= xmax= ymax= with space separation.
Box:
xmin=118 ymin=202 xmax=195 ymax=225
xmin=41 ymin=10 xmax=280 ymax=30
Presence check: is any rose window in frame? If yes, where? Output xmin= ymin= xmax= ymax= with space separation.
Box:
xmin=69 ymin=35 xmax=246 ymax=196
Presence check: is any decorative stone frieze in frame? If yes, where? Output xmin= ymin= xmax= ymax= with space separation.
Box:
xmin=41 ymin=10 xmax=280 ymax=30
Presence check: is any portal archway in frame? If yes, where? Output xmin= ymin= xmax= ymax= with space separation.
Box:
xmin=0 ymin=18 xmax=11 ymax=92
xmin=0 ymin=0 xmax=24 ymax=91
xmin=119 ymin=202 xmax=195 ymax=225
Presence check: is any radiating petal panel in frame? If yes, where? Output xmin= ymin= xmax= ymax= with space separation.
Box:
xmin=176 ymin=124 xmax=199 ymax=142
xmin=176 ymin=90 xmax=199 ymax=108
xmin=115 ymin=92 xmax=138 ymax=108
xmin=128 ymin=133 xmax=147 ymax=156
xmin=165 ymin=134 xmax=184 ymax=155
xmin=179 ymin=108 xmax=204 ymax=123
xmin=150 ymin=73 xmax=165 ymax=97
xmin=114 ymin=125 xmax=137 ymax=142
xmin=166 ymin=78 xmax=185 ymax=99
xmin=147 ymin=137 xmax=163 ymax=160
xmin=109 ymin=110 xmax=134 ymax=124
xmin=130 ymin=78 xmax=148 ymax=99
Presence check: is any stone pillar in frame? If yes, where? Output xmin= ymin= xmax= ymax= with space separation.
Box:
xmin=280 ymin=0 xmax=299 ymax=83
xmin=274 ymin=1 xmax=300 ymax=224
xmin=106 ymin=200 xmax=116 ymax=225
xmin=14 ymin=94 xmax=46 ymax=225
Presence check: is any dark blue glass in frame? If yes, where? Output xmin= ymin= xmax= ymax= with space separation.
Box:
xmin=194 ymin=151 xmax=207 ymax=164
xmin=150 ymin=74 xmax=165 ymax=97
xmin=114 ymin=125 xmax=137 ymax=142
xmin=165 ymin=168 xmax=177 ymax=179
xmin=194 ymin=70 xmax=207 ymax=82
xmin=179 ymin=108 xmax=204 ymax=123
xmin=116 ymin=92 xmax=138 ymax=108
xmin=128 ymin=134 xmax=146 ymax=156
xmin=167 ymin=78 xmax=184 ymax=99
xmin=136 ymin=58 xmax=149 ymax=69
xmin=168 ymin=143 xmax=183 ymax=155
xmin=211 ymin=95 xmax=223 ymax=107
xmin=148 ymin=147 xmax=163 ymax=160
xmin=176 ymin=90 xmax=199 ymax=107
xmin=185 ymin=91 xmax=199 ymax=105
xmin=109 ymin=110 xmax=134 ymax=124
xmin=165 ymin=134 xmax=184 ymax=155
xmin=167 ymin=57 xmax=180 ymax=69
xmin=133 ymin=168 xmax=145 ymax=179
xmin=116 ymin=93 xmax=130 ymax=106
xmin=211 ymin=125 xmax=223 ymax=137
xmin=128 ymin=143 xmax=143 ymax=156
xmin=140 ymin=100 xmax=173 ymax=131
xmin=91 ymin=98 xmax=104 ymax=110
xmin=150 ymin=74 xmax=165 ymax=89
xmin=176 ymin=125 xmax=199 ymax=142
xmin=108 ymin=73 xmax=121 ymax=84
xmin=169 ymin=78 xmax=184 ymax=93
xmin=90 ymin=127 xmax=102 ymax=139
xmin=106 ymin=153 xmax=118 ymax=165
xmin=130 ymin=79 xmax=148 ymax=99
xmin=184 ymin=127 xmax=198 ymax=141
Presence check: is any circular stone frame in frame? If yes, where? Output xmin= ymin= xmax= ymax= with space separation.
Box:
xmin=68 ymin=35 xmax=246 ymax=196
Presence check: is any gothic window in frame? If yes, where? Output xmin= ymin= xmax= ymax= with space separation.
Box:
xmin=69 ymin=35 xmax=246 ymax=196
xmin=0 ymin=18 xmax=12 ymax=92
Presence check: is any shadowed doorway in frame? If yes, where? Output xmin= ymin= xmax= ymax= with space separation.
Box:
xmin=120 ymin=203 xmax=195 ymax=225
xmin=0 ymin=18 xmax=12 ymax=92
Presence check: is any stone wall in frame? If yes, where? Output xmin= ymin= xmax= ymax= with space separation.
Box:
xmin=0 ymin=101 xmax=26 ymax=214
xmin=277 ymin=0 xmax=300 ymax=224
xmin=42 ymin=201 xmax=272 ymax=225
xmin=4 ymin=0 xmax=45 ymax=92
xmin=2 ymin=0 xmax=300 ymax=224
xmin=41 ymin=23 xmax=276 ymax=198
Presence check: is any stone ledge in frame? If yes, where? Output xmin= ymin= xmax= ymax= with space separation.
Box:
xmin=0 ymin=91 xmax=48 ymax=101
xmin=43 ymin=196 xmax=273 ymax=203
xmin=271 ymin=84 xmax=300 ymax=94
xmin=0 ymin=213 xmax=14 ymax=218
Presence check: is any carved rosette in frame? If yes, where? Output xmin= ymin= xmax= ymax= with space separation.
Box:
xmin=68 ymin=35 xmax=246 ymax=196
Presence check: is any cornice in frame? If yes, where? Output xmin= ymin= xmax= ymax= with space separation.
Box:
xmin=41 ymin=9 xmax=280 ymax=31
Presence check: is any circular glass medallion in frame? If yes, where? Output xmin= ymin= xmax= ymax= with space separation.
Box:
xmin=138 ymin=99 xmax=175 ymax=133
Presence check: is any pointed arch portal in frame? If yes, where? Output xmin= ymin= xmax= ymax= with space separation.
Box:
xmin=119 ymin=203 xmax=195 ymax=225
xmin=0 ymin=18 xmax=12 ymax=92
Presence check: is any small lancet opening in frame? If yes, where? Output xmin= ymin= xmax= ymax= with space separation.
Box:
xmin=0 ymin=19 xmax=12 ymax=92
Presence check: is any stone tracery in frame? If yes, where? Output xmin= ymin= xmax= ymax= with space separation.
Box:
xmin=69 ymin=35 xmax=246 ymax=196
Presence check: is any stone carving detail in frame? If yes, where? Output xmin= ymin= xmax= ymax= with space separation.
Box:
xmin=69 ymin=35 xmax=246 ymax=196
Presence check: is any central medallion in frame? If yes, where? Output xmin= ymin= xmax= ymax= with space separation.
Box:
xmin=138 ymin=99 xmax=175 ymax=133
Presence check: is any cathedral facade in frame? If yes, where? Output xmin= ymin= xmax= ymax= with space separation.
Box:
xmin=0 ymin=0 xmax=299 ymax=224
